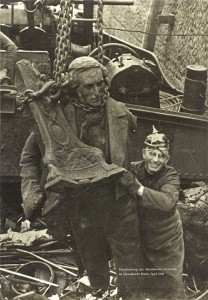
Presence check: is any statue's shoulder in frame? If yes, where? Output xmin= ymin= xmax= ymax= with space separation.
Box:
xmin=107 ymin=98 xmax=137 ymax=128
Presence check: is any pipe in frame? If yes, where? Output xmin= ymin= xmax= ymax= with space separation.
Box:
xmin=17 ymin=249 xmax=77 ymax=277
xmin=0 ymin=267 xmax=58 ymax=287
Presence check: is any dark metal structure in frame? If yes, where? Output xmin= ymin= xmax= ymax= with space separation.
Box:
xmin=0 ymin=0 xmax=207 ymax=213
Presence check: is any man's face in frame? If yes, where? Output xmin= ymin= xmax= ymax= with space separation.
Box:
xmin=142 ymin=147 xmax=169 ymax=174
xmin=76 ymin=68 xmax=106 ymax=107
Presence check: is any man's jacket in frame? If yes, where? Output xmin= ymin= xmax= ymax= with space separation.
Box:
xmin=130 ymin=160 xmax=184 ymax=281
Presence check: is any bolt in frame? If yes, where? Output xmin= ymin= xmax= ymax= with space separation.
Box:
xmin=119 ymin=86 xmax=127 ymax=94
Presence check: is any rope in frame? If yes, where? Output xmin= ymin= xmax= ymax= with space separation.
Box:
xmin=53 ymin=0 xmax=74 ymax=85
xmin=97 ymin=0 xmax=104 ymax=64
xmin=104 ymin=26 xmax=208 ymax=37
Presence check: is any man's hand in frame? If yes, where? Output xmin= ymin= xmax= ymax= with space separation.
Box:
xmin=118 ymin=170 xmax=142 ymax=196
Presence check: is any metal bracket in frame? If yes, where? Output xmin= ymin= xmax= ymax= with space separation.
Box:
xmin=158 ymin=13 xmax=175 ymax=28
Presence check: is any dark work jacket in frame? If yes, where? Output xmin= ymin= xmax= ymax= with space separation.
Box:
xmin=130 ymin=161 xmax=184 ymax=280
xmin=20 ymin=98 xmax=138 ymax=225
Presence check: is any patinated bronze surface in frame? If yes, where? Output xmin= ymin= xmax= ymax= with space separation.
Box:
xmin=16 ymin=59 xmax=124 ymax=192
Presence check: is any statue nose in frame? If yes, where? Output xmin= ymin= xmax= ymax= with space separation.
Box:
xmin=93 ymin=85 xmax=99 ymax=95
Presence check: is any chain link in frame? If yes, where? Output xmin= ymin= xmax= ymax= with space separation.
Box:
xmin=24 ymin=2 xmax=38 ymax=13
xmin=97 ymin=0 xmax=104 ymax=64
xmin=53 ymin=0 xmax=74 ymax=85
xmin=53 ymin=0 xmax=104 ymax=82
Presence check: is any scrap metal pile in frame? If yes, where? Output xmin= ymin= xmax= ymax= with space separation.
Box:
xmin=0 ymin=185 xmax=208 ymax=300
xmin=179 ymin=185 xmax=208 ymax=300
xmin=0 ymin=224 xmax=117 ymax=300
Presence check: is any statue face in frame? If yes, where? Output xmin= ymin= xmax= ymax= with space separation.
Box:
xmin=142 ymin=148 xmax=169 ymax=174
xmin=76 ymin=68 xmax=106 ymax=107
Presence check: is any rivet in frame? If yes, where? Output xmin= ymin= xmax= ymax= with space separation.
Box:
xmin=119 ymin=86 xmax=127 ymax=94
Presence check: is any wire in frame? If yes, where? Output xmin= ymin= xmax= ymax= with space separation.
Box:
xmin=104 ymin=26 xmax=208 ymax=37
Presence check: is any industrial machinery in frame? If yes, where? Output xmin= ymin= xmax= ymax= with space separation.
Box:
xmin=1 ymin=0 xmax=207 ymax=188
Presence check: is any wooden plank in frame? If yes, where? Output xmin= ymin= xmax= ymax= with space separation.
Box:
xmin=142 ymin=0 xmax=164 ymax=51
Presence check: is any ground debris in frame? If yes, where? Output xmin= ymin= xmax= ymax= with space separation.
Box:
xmin=179 ymin=185 xmax=208 ymax=300
xmin=0 ymin=229 xmax=52 ymax=247
xmin=0 ymin=185 xmax=208 ymax=299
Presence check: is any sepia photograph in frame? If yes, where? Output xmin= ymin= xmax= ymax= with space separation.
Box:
xmin=0 ymin=0 xmax=208 ymax=299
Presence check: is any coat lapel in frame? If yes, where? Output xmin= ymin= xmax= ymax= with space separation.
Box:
xmin=106 ymin=98 xmax=128 ymax=167
xmin=64 ymin=99 xmax=128 ymax=167
xmin=63 ymin=103 xmax=78 ymax=136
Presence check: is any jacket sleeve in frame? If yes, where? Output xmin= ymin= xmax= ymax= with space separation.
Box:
xmin=20 ymin=131 xmax=46 ymax=220
xmin=141 ymin=169 xmax=180 ymax=212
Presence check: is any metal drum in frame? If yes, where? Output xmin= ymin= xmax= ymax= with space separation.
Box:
xmin=181 ymin=65 xmax=207 ymax=115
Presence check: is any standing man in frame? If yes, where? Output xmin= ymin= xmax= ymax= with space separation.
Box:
xmin=0 ymin=31 xmax=17 ymax=82
xmin=124 ymin=126 xmax=186 ymax=300
xmin=20 ymin=56 xmax=143 ymax=299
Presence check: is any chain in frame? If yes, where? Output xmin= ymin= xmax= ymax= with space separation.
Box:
xmin=53 ymin=0 xmax=74 ymax=85
xmin=24 ymin=2 xmax=38 ymax=13
xmin=97 ymin=0 xmax=104 ymax=64
xmin=69 ymin=93 xmax=108 ymax=112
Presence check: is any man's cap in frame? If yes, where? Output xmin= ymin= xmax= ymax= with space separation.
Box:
xmin=144 ymin=126 xmax=169 ymax=150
